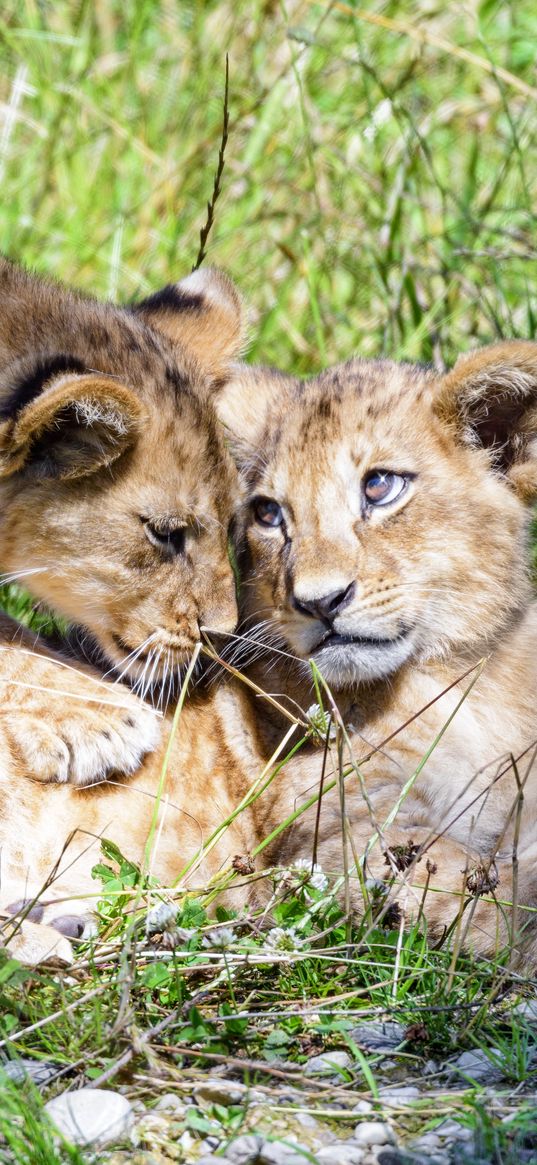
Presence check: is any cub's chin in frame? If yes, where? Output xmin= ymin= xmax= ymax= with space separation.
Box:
xmin=309 ymin=629 xmax=416 ymax=688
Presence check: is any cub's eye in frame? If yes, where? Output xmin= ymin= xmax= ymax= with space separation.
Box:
xmin=253 ymin=497 xmax=284 ymax=528
xmin=363 ymin=471 xmax=407 ymax=507
xmin=143 ymin=520 xmax=186 ymax=557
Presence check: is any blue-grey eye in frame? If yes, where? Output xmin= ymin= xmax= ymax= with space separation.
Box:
xmin=364 ymin=471 xmax=407 ymax=506
xmin=253 ymin=497 xmax=283 ymax=527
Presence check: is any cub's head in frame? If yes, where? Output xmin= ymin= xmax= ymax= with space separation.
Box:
xmin=219 ymin=345 xmax=537 ymax=690
xmin=0 ymin=262 xmax=245 ymax=690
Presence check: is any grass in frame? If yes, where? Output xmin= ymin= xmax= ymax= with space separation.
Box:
xmin=1 ymin=0 xmax=537 ymax=1161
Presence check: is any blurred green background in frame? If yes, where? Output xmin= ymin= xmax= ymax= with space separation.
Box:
xmin=0 ymin=0 xmax=536 ymax=374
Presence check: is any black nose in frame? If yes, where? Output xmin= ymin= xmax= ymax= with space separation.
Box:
xmin=293 ymin=581 xmax=356 ymax=624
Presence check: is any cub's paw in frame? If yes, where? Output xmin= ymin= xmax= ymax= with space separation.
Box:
xmin=0 ymin=693 xmax=160 ymax=787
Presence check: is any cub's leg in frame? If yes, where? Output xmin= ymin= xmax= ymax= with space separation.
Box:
xmin=0 ymin=618 xmax=160 ymax=786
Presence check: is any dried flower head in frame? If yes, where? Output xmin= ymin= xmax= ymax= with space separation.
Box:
xmin=466 ymin=863 xmax=499 ymax=897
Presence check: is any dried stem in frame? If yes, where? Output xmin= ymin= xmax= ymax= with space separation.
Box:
xmin=192 ymin=54 xmax=230 ymax=271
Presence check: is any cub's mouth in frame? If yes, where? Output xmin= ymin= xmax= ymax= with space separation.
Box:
xmin=316 ymin=625 xmax=413 ymax=651
xmin=310 ymin=623 xmax=415 ymax=685
xmin=318 ymin=631 xmax=407 ymax=649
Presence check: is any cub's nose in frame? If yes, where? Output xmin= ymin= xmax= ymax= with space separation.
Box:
xmin=293 ymin=581 xmax=356 ymax=624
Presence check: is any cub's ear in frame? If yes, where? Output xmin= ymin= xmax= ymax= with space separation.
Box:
xmin=0 ymin=364 xmax=142 ymax=480
xmin=134 ymin=268 xmax=247 ymax=381
xmin=215 ymin=365 xmax=296 ymax=464
xmin=436 ymin=341 xmax=537 ymax=501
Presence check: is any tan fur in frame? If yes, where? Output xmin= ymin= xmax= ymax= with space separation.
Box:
xmin=3 ymin=342 xmax=537 ymax=966
xmin=221 ymin=345 xmax=537 ymax=962
xmin=0 ymin=259 xmax=243 ymax=785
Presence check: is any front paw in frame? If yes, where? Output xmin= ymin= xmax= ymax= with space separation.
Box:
xmin=0 ymin=694 xmax=160 ymax=786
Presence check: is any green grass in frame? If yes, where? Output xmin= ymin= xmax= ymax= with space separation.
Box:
xmin=2 ymin=0 xmax=537 ymax=1160
xmin=0 ymin=0 xmax=536 ymax=371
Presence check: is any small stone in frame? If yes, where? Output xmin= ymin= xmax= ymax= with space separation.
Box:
xmin=349 ymin=1022 xmax=405 ymax=1052
xmin=259 ymin=1144 xmax=309 ymax=1165
xmin=378 ymin=1086 xmax=420 ymax=1107
xmin=134 ymin=1113 xmax=171 ymax=1141
xmin=154 ymin=1092 xmax=184 ymax=1114
xmin=353 ymin=1100 xmax=374 ymax=1115
xmin=434 ymin=1117 xmax=473 ymax=1142
xmin=411 ymin=1133 xmax=442 ymax=1152
xmin=514 ymin=999 xmax=537 ymax=1023
xmin=316 ymin=1146 xmax=365 ymax=1164
xmin=304 ymin=1050 xmax=352 ymax=1077
xmin=225 ymin=1135 xmax=264 ymax=1164
xmin=376 ymin=1152 xmax=421 ymax=1165
xmin=199 ymin=1139 xmax=221 ymax=1157
xmin=1 ymin=1058 xmax=59 ymax=1086
xmin=194 ymin=1078 xmax=248 ymax=1106
xmin=293 ymin=1112 xmax=319 ymax=1129
xmin=45 ymin=1088 xmax=134 ymax=1147
xmin=449 ymin=1048 xmax=505 ymax=1084
xmin=353 ymin=1121 xmax=396 ymax=1148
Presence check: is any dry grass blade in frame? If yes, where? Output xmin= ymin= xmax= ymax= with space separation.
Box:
xmin=192 ymin=53 xmax=230 ymax=271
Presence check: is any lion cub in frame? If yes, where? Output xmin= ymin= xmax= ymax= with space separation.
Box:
xmin=3 ymin=341 xmax=537 ymax=965
xmin=0 ymin=259 xmax=243 ymax=786
xmin=218 ymin=342 xmax=537 ymax=959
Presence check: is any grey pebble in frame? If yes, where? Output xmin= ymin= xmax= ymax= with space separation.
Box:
xmin=434 ymin=1117 xmax=473 ymax=1142
xmin=293 ymin=1112 xmax=320 ymax=1129
xmin=353 ymin=1121 xmax=396 ymax=1147
xmin=349 ymin=1022 xmax=406 ymax=1052
xmin=410 ymin=1133 xmax=442 ymax=1152
xmin=1 ymin=1057 xmax=60 ymax=1086
xmin=153 ymin=1092 xmax=185 ymax=1114
xmin=224 ymin=1135 xmax=264 ymax=1164
xmin=224 ymin=1135 xmax=311 ymax=1165
xmin=304 ymin=1050 xmax=352 ymax=1077
xmin=449 ymin=1047 xmax=505 ymax=1084
xmin=316 ymin=1145 xmax=365 ymax=1164
xmin=45 ymin=1087 xmax=134 ymax=1147
xmin=514 ymin=999 xmax=537 ymax=1023
xmin=194 ymin=1078 xmax=249 ymax=1106
xmin=353 ymin=1100 xmax=374 ymax=1114
xmin=378 ymin=1086 xmax=420 ymax=1107
xmin=259 ymin=1144 xmax=311 ymax=1165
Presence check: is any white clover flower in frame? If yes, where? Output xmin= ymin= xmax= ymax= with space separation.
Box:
xmin=265 ymin=925 xmax=302 ymax=953
xmin=364 ymin=877 xmax=389 ymax=902
xmin=291 ymin=859 xmax=329 ymax=894
xmin=146 ymin=902 xmax=178 ymax=936
xmin=306 ymin=703 xmax=337 ymax=743
xmin=202 ymin=926 xmax=236 ymax=950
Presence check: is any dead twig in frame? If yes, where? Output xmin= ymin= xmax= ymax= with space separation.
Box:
xmin=192 ymin=55 xmax=230 ymax=271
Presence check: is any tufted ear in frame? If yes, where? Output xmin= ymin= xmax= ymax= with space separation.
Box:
xmin=215 ymin=364 xmax=295 ymax=464
xmin=436 ymin=341 xmax=537 ymax=501
xmin=0 ymin=365 xmax=142 ymax=480
xmin=134 ymin=268 xmax=247 ymax=382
